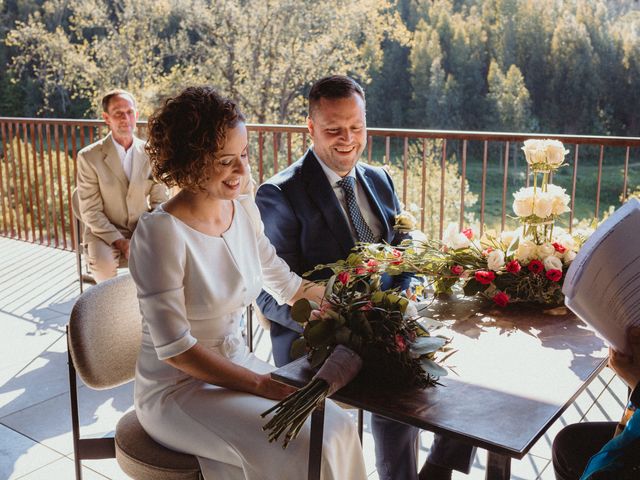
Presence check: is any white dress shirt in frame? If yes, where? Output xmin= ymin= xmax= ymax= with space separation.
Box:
xmin=313 ymin=148 xmax=383 ymax=241
xmin=113 ymin=140 xmax=134 ymax=181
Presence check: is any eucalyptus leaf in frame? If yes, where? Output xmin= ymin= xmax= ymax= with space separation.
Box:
xmin=310 ymin=346 xmax=331 ymax=369
xmin=463 ymin=278 xmax=484 ymax=296
xmin=507 ymin=236 xmax=520 ymax=256
xmin=291 ymin=298 xmax=315 ymax=324
xmin=305 ymin=320 xmax=333 ymax=346
xmin=325 ymin=275 xmax=336 ymax=296
xmin=411 ymin=336 xmax=447 ymax=354
xmin=371 ymin=291 xmax=385 ymax=304
xmin=335 ymin=326 xmax=351 ymax=345
xmin=416 ymin=316 xmax=445 ymax=331
xmin=420 ymin=358 xmax=448 ymax=377
xmin=290 ymin=337 xmax=307 ymax=360
xmin=346 ymin=253 xmax=362 ymax=266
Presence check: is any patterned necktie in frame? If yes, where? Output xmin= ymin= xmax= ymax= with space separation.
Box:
xmin=337 ymin=176 xmax=376 ymax=243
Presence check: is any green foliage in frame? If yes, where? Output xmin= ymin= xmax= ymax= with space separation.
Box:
xmin=0 ymin=133 xmax=75 ymax=245
xmin=3 ymin=0 xmax=639 ymax=134
xmin=4 ymin=0 xmax=406 ymax=121
xmin=378 ymin=139 xmax=478 ymax=239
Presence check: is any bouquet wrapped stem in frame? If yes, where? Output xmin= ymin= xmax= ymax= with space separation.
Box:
xmin=261 ymin=277 xmax=451 ymax=448
xmin=262 ymin=345 xmax=362 ymax=449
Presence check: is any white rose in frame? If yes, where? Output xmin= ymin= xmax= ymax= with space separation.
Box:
xmin=544 ymin=140 xmax=568 ymax=166
xmin=516 ymin=240 xmax=537 ymax=262
xmin=546 ymin=184 xmax=571 ymax=215
xmin=533 ymin=191 xmax=554 ymax=219
xmin=451 ymin=233 xmax=471 ymax=250
xmin=555 ymin=233 xmax=576 ymax=251
xmin=487 ymin=250 xmax=506 ymax=271
xmin=543 ymin=255 xmax=563 ymax=271
xmin=522 ymin=139 xmax=545 ymax=166
xmin=410 ymin=230 xmax=428 ymax=242
xmin=443 ymin=223 xmax=470 ymax=250
xmin=513 ymin=187 xmax=534 ymax=217
xmin=537 ymin=242 xmax=556 ymax=258
xmin=536 ymin=243 xmax=556 ymax=258
xmin=499 ymin=229 xmax=518 ymax=248
xmin=563 ymin=249 xmax=577 ymax=264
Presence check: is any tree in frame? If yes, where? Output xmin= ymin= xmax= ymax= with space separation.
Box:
xmin=5 ymin=0 xmax=406 ymax=122
xmin=486 ymin=60 xmax=535 ymax=132
xmin=547 ymin=15 xmax=600 ymax=133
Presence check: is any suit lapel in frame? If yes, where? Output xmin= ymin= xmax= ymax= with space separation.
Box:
xmin=102 ymin=134 xmax=129 ymax=189
xmin=356 ymin=165 xmax=393 ymax=242
xmin=128 ymin=138 xmax=146 ymax=191
xmin=301 ymin=150 xmax=354 ymax=256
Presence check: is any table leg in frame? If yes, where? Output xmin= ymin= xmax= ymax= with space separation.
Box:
xmin=485 ymin=451 xmax=511 ymax=480
xmin=308 ymin=403 xmax=325 ymax=480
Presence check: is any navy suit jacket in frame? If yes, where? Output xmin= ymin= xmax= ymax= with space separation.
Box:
xmin=255 ymin=149 xmax=412 ymax=365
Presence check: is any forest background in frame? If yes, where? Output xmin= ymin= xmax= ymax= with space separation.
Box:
xmin=1 ymin=0 xmax=640 ymax=234
xmin=2 ymin=0 xmax=640 ymax=135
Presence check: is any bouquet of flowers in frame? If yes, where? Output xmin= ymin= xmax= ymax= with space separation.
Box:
xmin=308 ymin=140 xmax=592 ymax=308
xmin=261 ymin=271 xmax=452 ymax=448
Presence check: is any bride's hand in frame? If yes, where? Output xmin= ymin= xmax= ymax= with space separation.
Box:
xmin=256 ymin=373 xmax=297 ymax=400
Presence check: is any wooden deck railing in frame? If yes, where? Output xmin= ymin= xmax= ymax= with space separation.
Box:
xmin=2 ymin=116 xmax=640 ymax=252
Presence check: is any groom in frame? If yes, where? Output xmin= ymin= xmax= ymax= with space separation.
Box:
xmin=256 ymin=75 xmax=475 ymax=480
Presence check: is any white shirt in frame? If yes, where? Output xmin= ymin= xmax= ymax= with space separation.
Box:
xmin=313 ymin=148 xmax=383 ymax=241
xmin=113 ymin=139 xmax=134 ymax=181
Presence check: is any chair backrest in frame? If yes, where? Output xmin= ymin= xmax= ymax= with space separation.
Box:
xmin=68 ymin=274 xmax=141 ymax=389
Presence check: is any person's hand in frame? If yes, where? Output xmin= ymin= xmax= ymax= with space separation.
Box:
xmin=112 ymin=238 xmax=130 ymax=260
xmin=608 ymin=326 xmax=640 ymax=390
xmin=255 ymin=373 xmax=297 ymax=400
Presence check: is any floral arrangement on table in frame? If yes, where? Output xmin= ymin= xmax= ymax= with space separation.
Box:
xmin=261 ymin=271 xmax=453 ymax=448
xmin=307 ymin=140 xmax=592 ymax=308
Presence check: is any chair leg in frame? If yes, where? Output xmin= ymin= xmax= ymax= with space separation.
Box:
xmin=68 ymin=330 xmax=83 ymax=480
xmin=246 ymin=304 xmax=254 ymax=352
xmin=74 ymin=219 xmax=84 ymax=293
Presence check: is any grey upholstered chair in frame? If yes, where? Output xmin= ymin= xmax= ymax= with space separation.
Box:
xmin=67 ymin=273 xmax=201 ymax=479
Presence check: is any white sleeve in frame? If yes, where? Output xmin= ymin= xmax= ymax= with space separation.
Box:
xmin=238 ymin=195 xmax=302 ymax=304
xmin=129 ymin=212 xmax=197 ymax=360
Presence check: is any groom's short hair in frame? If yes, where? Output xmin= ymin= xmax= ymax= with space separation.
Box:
xmin=308 ymin=75 xmax=365 ymax=117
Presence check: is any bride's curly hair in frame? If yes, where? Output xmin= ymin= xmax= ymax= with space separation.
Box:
xmin=146 ymin=86 xmax=245 ymax=191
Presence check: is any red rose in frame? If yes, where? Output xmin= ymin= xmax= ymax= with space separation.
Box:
xmin=366 ymin=259 xmax=379 ymax=273
xmin=462 ymin=228 xmax=474 ymax=239
xmin=474 ymin=270 xmax=496 ymax=285
xmin=505 ymin=260 xmax=521 ymax=274
xmin=337 ymin=271 xmax=350 ymax=285
xmin=528 ymin=260 xmax=544 ymax=274
xmin=354 ymin=267 xmax=366 ymax=275
xmin=451 ymin=265 xmax=464 ymax=276
xmin=493 ymin=291 xmax=510 ymax=307
xmin=545 ymin=269 xmax=563 ymax=282
xmin=391 ymin=249 xmax=403 ymax=265
xmin=553 ymin=242 xmax=567 ymax=254
xmin=395 ymin=334 xmax=406 ymax=352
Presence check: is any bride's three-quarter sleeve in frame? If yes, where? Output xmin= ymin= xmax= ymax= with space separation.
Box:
xmin=129 ymin=212 xmax=197 ymax=360
xmin=238 ymin=195 xmax=302 ymax=304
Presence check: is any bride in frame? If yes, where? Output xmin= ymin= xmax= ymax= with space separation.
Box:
xmin=129 ymin=86 xmax=367 ymax=480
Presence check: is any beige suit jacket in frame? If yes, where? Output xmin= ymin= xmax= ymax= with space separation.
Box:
xmin=76 ymin=132 xmax=168 ymax=246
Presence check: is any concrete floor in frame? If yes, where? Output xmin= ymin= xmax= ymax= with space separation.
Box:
xmin=0 ymin=236 xmax=628 ymax=479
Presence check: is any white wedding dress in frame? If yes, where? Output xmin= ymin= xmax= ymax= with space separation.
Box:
xmin=129 ymin=196 xmax=366 ymax=480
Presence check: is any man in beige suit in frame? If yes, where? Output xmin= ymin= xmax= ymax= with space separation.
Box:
xmin=77 ymin=89 xmax=168 ymax=282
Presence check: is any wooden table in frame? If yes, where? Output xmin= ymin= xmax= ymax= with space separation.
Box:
xmin=272 ymin=295 xmax=609 ymax=480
